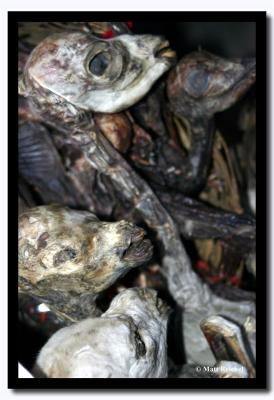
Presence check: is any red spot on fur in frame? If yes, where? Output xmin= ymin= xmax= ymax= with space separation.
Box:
xmin=101 ymin=30 xmax=114 ymax=39
xmin=39 ymin=312 xmax=47 ymax=322
xmin=195 ymin=260 xmax=209 ymax=273
xmin=126 ymin=21 xmax=134 ymax=29
xmin=207 ymin=275 xmax=223 ymax=284
xmin=229 ymin=275 xmax=241 ymax=287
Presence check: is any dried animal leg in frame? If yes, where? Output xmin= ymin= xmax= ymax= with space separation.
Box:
xmin=71 ymin=128 xmax=256 ymax=366
xmin=157 ymin=189 xmax=255 ymax=254
xmin=72 ymin=128 xmax=212 ymax=309
xmin=200 ymin=315 xmax=255 ymax=377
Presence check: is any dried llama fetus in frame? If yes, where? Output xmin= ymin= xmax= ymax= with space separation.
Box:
xmin=19 ymin=205 xmax=153 ymax=322
xmin=33 ymin=288 xmax=169 ymax=378
xmin=20 ymin=32 xmax=176 ymax=116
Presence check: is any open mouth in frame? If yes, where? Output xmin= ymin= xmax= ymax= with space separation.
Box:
xmin=221 ymin=59 xmax=256 ymax=104
xmin=154 ymin=40 xmax=177 ymax=60
xmin=233 ymin=59 xmax=256 ymax=88
xmin=122 ymin=229 xmax=153 ymax=264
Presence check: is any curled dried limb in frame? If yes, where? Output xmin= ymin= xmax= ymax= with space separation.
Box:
xmin=157 ymin=189 xmax=256 ymax=254
xmin=72 ymin=127 xmax=211 ymax=310
xmin=70 ymin=126 xmax=255 ymax=365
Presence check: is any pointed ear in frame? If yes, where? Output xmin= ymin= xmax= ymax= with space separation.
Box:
xmin=18 ymin=77 xmax=26 ymax=96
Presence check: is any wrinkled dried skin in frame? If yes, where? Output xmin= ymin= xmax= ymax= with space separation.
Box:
xmin=94 ymin=112 xmax=132 ymax=153
xmin=57 ymin=128 xmax=255 ymax=365
xmin=19 ymin=121 xmax=88 ymax=208
xmin=157 ymin=189 xmax=255 ymax=252
xmin=195 ymin=131 xmax=247 ymax=279
xmin=18 ymin=96 xmax=99 ymax=210
xmin=130 ymin=120 xmax=254 ymax=279
xmin=33 ymin=288 xmax=169 ymax=378
xmin=130 ymin=51 xmax=256 ymax=195
xmin=199 ymin=131 xmax=243 ymax=213
xmin=19 ymin=205 xmax=153 ymax=321
xmin=69 ymin=129 xmax=256 ymax=366
xmin=21 ymin=32 xmax=176 ymax=116
xmin=42 ymin=130 xmax=115 ymax=216
xmin=21 ymin=36 xmax=256 ymax=366
xmin=130 ymin=81 xmax=167 ymax=137
xmin=167 ymin=51 xmax=256 ymax=119
xmin=129 ymin=116 xmax=214 ymax=195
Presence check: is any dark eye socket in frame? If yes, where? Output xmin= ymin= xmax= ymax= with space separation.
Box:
xmin=185 ymin=69 xmax=209 ymax=98
xmin=53 ymin=247 xmax=77 ymax=267
xmin=115 ymin=247 xmax=127 ymax=258
xmin=134 ymin=330 xmax=146 ymax=358
xmin=88 ymin=52 xmax=110 ymax=76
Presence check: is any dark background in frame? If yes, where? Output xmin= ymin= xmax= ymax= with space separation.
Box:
xmin=133 ymin=21 xmax=256 ymax=58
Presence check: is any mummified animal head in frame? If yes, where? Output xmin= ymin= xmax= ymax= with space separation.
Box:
xmin=18 ymin=205 xmax=153 ymax=295
xmin=34 ymin=288 xmax=170 ymax=378
xmin=21 ymin=32 xmax=176 ymax=114
xmin=167 ymin=50 xmax=256 ymax=119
